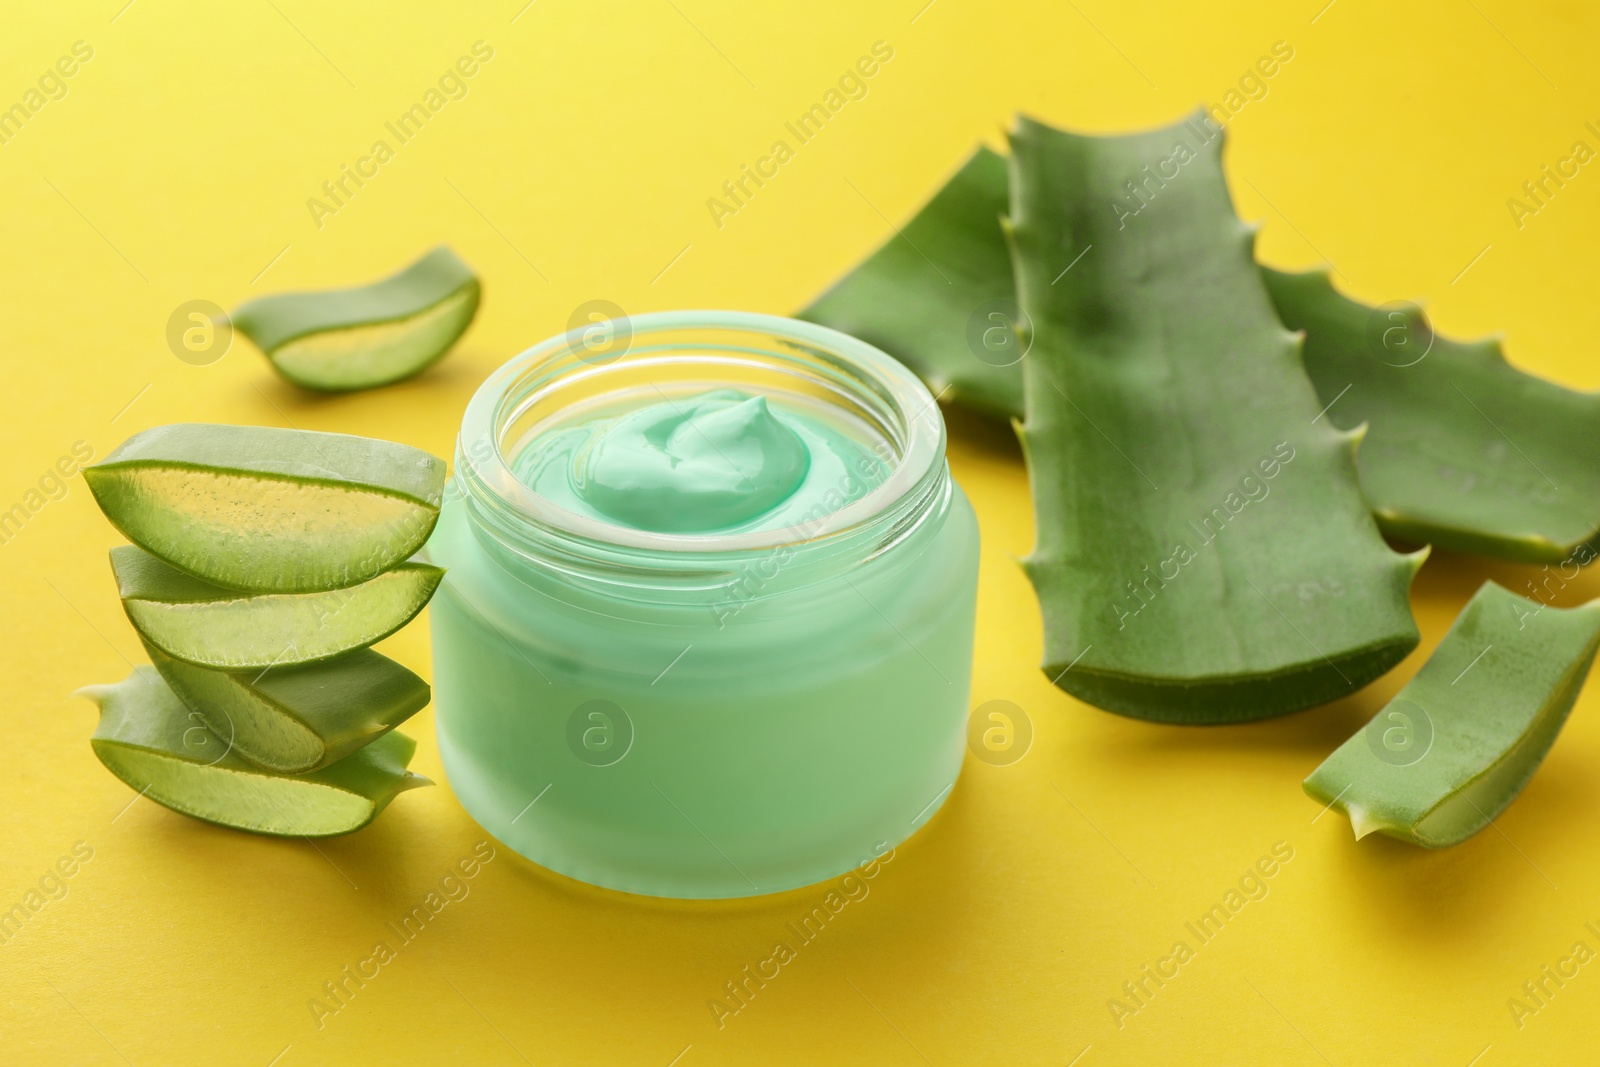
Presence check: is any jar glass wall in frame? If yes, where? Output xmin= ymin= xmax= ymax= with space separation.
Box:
xmin=428 ymin=311 xmax=979 ymax=898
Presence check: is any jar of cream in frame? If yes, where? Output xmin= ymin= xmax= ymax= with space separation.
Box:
xmin=429 ymin=311 xmax=979 ymax=898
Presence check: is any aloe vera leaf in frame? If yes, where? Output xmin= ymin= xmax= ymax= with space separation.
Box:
xmin=1262 ymin=268 xmax=1600 ymax=564
xmin=79 ymin=667 xmax=429 ymax=836
xmin=1304 ymin=582 xmax=1600 ymax=847
xmin=1008 ymin=112 xmax=1422 ymax=722
xmin=233 ymin=246 xmax=480 ymax=392
xmin=144 ymin=641 xmax=430 ymax=773
xmin=799 ymin=148 xmax=1023 ymax=418
xmin=802 ymin=150 xmax=1600 ymax=570
xmin=112 ymin=544 xmax=442 ymax=670
xmin=83 ymin=423 xmax=446 ymax=593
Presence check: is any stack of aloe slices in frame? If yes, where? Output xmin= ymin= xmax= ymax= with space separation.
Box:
xmin=77 ymin=423 xmax=446 ymax=837
xmin=234 ymin=246 xmax=481 ymax=392
xmin=801 ymin=111 xmax=1600 ymax=847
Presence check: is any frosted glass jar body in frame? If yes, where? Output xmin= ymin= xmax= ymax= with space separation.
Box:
xmin=429 ymin=312 xmax=980 ymax=898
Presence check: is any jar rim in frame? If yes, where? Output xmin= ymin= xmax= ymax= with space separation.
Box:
xmin=455 ymin=310 xmax=947 ymax=558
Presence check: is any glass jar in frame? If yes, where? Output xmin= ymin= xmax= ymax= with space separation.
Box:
xmin=428 ymin=311 xmax=979 ymax=898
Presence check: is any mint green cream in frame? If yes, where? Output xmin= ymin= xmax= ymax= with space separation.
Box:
xmin=516 ymin=389 xmax=885 ymax=534
xmin=428 ymin=313 xmax=979 ymax=899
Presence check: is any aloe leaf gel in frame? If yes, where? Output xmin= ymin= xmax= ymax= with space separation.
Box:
xmin=113 ymin=545 xmax=442 ymax=669
xmin=1008 ymin=112 xmax=1422 ymax=722
xmin=145 ymin=641 xmax=431 ymax=774
xmin=1305 ymin=582 xmax=1600 ymax=847
xmin=83 ymin=423 xmax=446 ymax=593
xmin=79 ymin=667 xmax=429 ymax=837
xmin=234 ymin=246 xmax=480 ymax=391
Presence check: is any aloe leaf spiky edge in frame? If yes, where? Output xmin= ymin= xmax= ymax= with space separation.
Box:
xmin=1263 ymin=267 xmax=1600 ymax=564
xmin=1007 ymin=111 xmax=1420 ymax=722
xmin=798 ymin=135 xmax=1600 ymax=568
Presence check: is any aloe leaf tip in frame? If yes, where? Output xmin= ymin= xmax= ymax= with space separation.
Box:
xmin=71 ymin=684 xmax=111 ymax=708
xmin=1346 ymin=804 xmax=1384 ymax=841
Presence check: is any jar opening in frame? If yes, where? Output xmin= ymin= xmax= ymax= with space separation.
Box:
xmin=456 ymin=312 xmax=946 ymax=573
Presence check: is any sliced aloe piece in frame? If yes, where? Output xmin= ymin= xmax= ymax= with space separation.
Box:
xmin=233 ymin=246 xmax=480 ymax=391
xmin=113 ymin=544 xmax=442 ymax=669
xmin=79 ymin=667 xmax=429 ymax=836
xmin=1304 ymin=582 xmax=1600 ymax=847
xmin=1009 ymin=112 xmax=1422 ymax=722
xmin=800 ymin=147 xmax=1022 ymax=418
xmin=145 ymin=641 xmax=430 ymax=773
xmin=1263 ymin=268 xmax=1600 ymax=564
xmin=84 ymin=423 xmax=446 ymax=593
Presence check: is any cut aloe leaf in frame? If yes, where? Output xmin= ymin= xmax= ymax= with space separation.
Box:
xmin=144 ymin=641 xmax=430 ymax=774
xmin=1009 ymin=112 xmax=1422 ymax=722
xmin=800 ymin=147 xmax=1022 ymax=418
xmin=113 ymin=544 xmax=442 ymax=670
xmin=84 ymin=423 xmax=446 ymax=593
xmin=233 ymin=246 xmax=480 ymax=392
xmin=1305 ymin=582 xmax=1600 ymax=847
xmin=1264 ymin=268 xmax=1600 ymax=564
xmin=79 ymin=667 xmax=429 ymax=837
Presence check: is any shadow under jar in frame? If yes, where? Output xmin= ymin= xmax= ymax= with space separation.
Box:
xmin=428 ymin=311 xmax=979 ymax=898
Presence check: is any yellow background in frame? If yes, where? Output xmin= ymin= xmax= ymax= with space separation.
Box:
xmin=2 ymin=1 xmax=1598 ymax=1063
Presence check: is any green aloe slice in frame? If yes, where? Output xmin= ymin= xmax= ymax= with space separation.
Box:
xmin=1304 ymin=582 xmax=1600 ymax=847
xmin=800 ymin=147 xmax=1022 ymax=418
xmin=1263 ymin=268 xmax=1600 ymax=564
xmin=79 ymin=667 xmax=429 ymax=836
xmin=233 ymin=246 xmax=480 ymax=392
xmin=84 ymin=423 xmax=446 ymax=593
xmin=145 ymin=641 xmax=430 ymax=773
xmin=113 ymin=544 xmax=442 ymax=669
xmin=1009 ymin=112 xmax=1422 ymax=722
